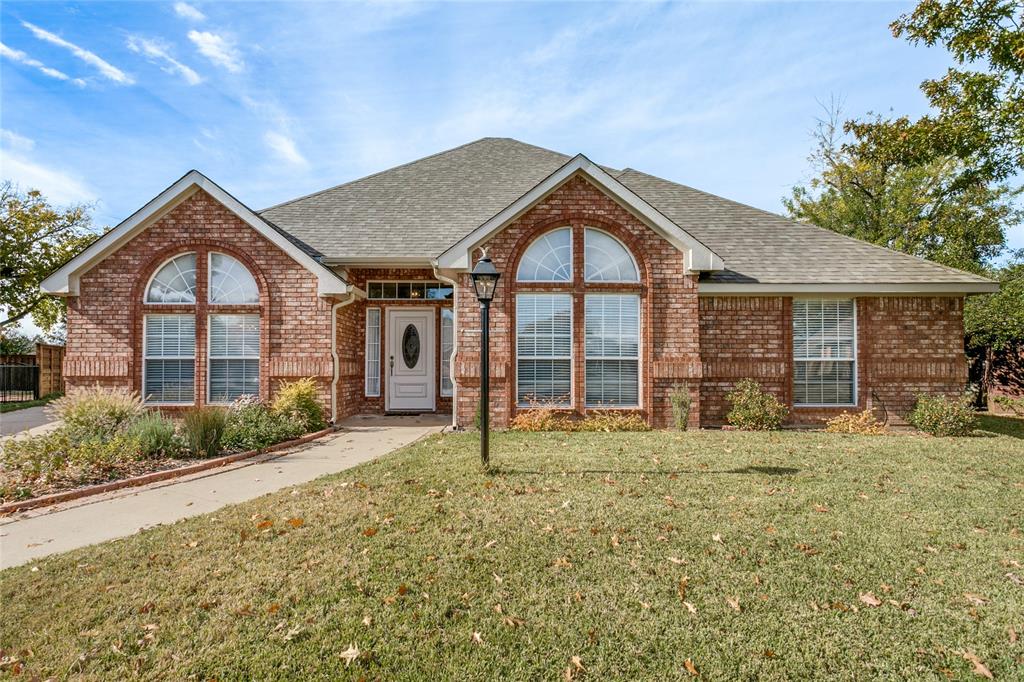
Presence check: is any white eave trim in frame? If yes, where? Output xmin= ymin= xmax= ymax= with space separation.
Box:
xmin=435 ymin=154 xmax=724 ymax=272
xmin=698 ymin=281 xmax=999 ymax=295
xmin=40 ymin=170 xmax=352 ymax=298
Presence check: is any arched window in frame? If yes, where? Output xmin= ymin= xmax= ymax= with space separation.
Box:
xmin=209 ymin=253 xmax=259 ymax=304
xmin=516 ymin=227 xmax=572 ymax=282
xmin=146 ymin=253 xmax=197 ymax=303
xmin=584 ymin=229 xmax=639 ymax=282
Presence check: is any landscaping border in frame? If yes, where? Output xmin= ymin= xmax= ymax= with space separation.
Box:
xmin=0 ymin=425 xmax=339 ymax=516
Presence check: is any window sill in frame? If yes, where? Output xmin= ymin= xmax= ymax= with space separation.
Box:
xmin=793 ymin=404 xmax=858 ymax=409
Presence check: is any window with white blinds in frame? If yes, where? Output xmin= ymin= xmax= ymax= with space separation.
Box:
xmin=208 ymin=314 xmax=259 ymax=403
xmin=516 ymin=294 xmax=572 ymax=406
xmin=440 ymin=308 xmax=454 ymax=397
xmin=793 ymin=299 xmax=856 ymax=406
xmin=585 ymin=294 xmax=640 ymax=406
xmin=143 ymin=314 xmax=195 ymax=403
xmin=365 ymin=308 xmax=381 ymax=397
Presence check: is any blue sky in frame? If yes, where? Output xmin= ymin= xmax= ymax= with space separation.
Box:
xmin=1 ymin=1 xmax=1021 ymax=333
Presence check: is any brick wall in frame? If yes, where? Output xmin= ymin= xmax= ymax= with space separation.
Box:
xmin=698 ymin=295 xmax=968 ymax=426
xmin=452 ymin=174 xmax=702 ymax=429
xmin=65 ymin=189 xmax=335 ymax=410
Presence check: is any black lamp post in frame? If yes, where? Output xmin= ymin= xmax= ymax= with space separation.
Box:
xmin=470 ymin=255 xmax=500 ymax=467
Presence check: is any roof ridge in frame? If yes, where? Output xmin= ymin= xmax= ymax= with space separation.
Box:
xmin=258 ymin=137 xmax=504 ymax=213
xmin=617 ymin=169 xmax=994 ymax=283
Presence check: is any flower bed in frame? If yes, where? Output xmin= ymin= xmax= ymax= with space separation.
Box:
xmin=0 ymin=379 xmax=327 ymax=505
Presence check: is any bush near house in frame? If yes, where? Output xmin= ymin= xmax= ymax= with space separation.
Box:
xmin=0 ymin=380 xmax=327 ymax=502
xmin=510 ymin=408 xmax=651 ymax=432
xmin=906 ymin=393 xmax=978 ymax=437
xmin=725 ymin=379 xmax=788 ymax=431
xmin=825 ymin=409 xmax=886 ymax=435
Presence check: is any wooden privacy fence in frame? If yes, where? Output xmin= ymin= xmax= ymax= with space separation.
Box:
xmin=0 ymin=344 xmax=64 ymax=402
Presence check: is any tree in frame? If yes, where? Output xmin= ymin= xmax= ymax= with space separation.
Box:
xmin=0 ymin=182 xmax=99 ymax=332
xmin=785 ymin=106 xmax=1020 ymax=274
xmin=849 ymin=0 xmax=1024 ymax=188
xmin=0 ymin=330 xmax=36 ymax=355
xmin=964 ymin=256 xmax=1024 ymax=351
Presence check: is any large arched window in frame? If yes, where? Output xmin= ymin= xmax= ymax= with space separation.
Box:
xmin=141 ymin=250 xmax=261 ymax=405
xmin=516 ymin=227 xmax=572 ymax=282
xmin=146 ymin=253 xmax=197 ymax=303
xmin=209 ymin=253 xmax=260 ymax=304
xmin=584 ymin=229 xmax=639 ymax=282
xmin=514 ymin=226 xmax=642 ymax=409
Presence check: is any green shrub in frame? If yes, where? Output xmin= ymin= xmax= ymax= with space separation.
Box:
xmin=993 ymin=394 xmax=1024 ymax=416
xmin=272 ymin=378 xmax=326 ymax=432
xmin=907 ymin=393 xmax=978 ymax=437
xmin=725 ymin=379 xmax=788 ymax=431
xmin=123 ymin=412 xmax=181 ymax=458
xmin=49 ymin=385 xmax=144 ymax=443
xmin=669 ymin=384 xmax=692 ymax=431
xmin=223 ymin=396 xmax=303 ymax=452
xmin=180 ymin=407 xmax=228 ymax=458
xmin=67 ymin=434 xmax=144 ymax=474
xmin=0 ymin=431 xmax=72 ymax=486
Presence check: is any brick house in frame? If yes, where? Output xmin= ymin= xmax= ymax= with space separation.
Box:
xmin=41 ymin=138 xmax=997 ymax=428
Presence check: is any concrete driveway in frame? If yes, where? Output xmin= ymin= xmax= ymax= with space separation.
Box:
xmin=0 ymin=405 xmax=58 ymax=437
xmin=0 ymin=414 xmax=449 ymax=569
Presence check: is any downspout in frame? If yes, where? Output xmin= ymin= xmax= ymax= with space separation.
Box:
xmin=432 ymin=262 xmax=459 ymax=429
xmin=330 ymin=291 xmax=358 ymax=424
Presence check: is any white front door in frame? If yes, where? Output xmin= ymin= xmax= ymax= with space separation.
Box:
xmin=386 ymin=308 xmax=435 ymax=412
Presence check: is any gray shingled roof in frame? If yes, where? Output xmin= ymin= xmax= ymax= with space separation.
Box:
xmin=259 ymin=137 xmax=992 ymax=286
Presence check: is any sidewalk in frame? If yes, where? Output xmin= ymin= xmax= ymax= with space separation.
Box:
xmin=0 ymin=405 xmax=59 ymax=437
xmin=0 ymin=414 xmax=448 ymax=569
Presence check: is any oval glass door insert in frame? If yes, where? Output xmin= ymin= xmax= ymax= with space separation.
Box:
xmin=402 ymin=324 xmax=420 ymax=368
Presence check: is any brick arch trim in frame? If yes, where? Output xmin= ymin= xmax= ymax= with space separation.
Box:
xmin=131 ymin=240 xmax=272 ymax=405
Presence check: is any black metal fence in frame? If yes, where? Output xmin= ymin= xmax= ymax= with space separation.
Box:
xmin=0 ymin=364 xmax=40 ymax=402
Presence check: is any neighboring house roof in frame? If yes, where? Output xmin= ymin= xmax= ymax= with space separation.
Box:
xmin=40 ymin=171 xmax=353 ymax=298
xmin=260 ymin=137 xmax=995 ymax=292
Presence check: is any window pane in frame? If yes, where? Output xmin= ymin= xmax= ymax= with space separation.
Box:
xmin=441 ymin=308 xmax=454 ymax=397
xmin=584 ymin=229 xmax=639 ymax=282
xmin=209 ymin=359 xmax=259 ymax=403
xmin=517 ymin=294 xmax=572 ymax=405
xmin=585 ymin=295 xmax=640 ymax=406
xmin=146 ymin=253 xmax=197 ymax=303
xmin=793 ymin=299 xmax=855 ymax=405
xmin=516 ymin=228 xmax=572 ymax=282
xmin=209 ymin=253 xmax=259 ymax=304
xmin=365 ymin=308 xmax=381 ymax=396
xmin=208 ymin=314 xmax=259 ymax=402
xmin=143 ymin=314 xmax=195 ymax=403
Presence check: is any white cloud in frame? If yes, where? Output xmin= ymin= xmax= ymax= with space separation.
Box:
xmin=0 ymin=133 xmax=97 ymax=206
xmin=21 ymin=21 xmax=133 ymax=85
xmin=0 ymin=41 xmax=85 ymax=86
xmin=126 ymin=36 xmax=202 ymax=85
xmin=173 ymin=2 xmax=206 ymax=22
xmin=263 ymin=131 xmax=308 ymax=167
xmin=188 ymin=30 xmax=243 ymax=73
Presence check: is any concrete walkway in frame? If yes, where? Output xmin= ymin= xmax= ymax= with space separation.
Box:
xmin=0 ymin=405 xmax=58 ymax=437
xmin=0 ymin=414 xmax=448 ymax=569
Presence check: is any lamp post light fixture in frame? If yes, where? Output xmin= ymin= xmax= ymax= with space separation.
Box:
xmin=470 ymin=254 xmax=500 ymax=467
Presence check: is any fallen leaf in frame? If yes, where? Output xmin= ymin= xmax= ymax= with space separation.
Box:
xmin=683 ymin=657 xmax=699 ymax=676
xmin=859 ymin=593 xmax=882 ymax=607
xmin=667 ymin=556 xmax=687 ymax=565
xmin=267 ymin=603 xmax=280 ymax=614
xmin=677 ymin=576 xmax=688 ymax=601
xmin=683 ymin=601 xmax=697 ymax=614
xmin=1008 ymin=626 xmax=1017 ymax=644
xmin=471 ymin=631 xmax=483 ymax=645
xmin=362 ymin=527 xmax=378 ymax=537
xmin=814 ymin=504 xmax=829 ymax=513
xmin=256 ymin=520 xmax=273 ymax=530
xmin=964 ymin=593 xmax=989 ymax=606
xmin=339 ymin=643 xmax=360 ymax=667
xmin=961 ymin=651 xmax=993 ymax=679
xmin=570 ymin=655 xmax=585 ymax=671
xmin=552 ymin=556 xmax=572 ymax=568
xmin=712 ymin=533 xmax=723 ymax=544
xmin=186 ymin=540 xmax=199 ymax=548
xmin=726 ymin=597 xmax=741 ymax=612
xmin=287 ymin=518 xmax=304 ymax=528
xmin=362 ymin=615 xmax=372 ymax=627
xmin=484 ymin=540 xmax=498 ymax=549
xmin=397 ymin=584 xmax=410 ymax=596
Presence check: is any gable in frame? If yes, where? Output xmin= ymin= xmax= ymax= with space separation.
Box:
xmin=41 ymin=171 xmax=352 ymax=298
xmin=434 ymin=154 xmax=723 ymax=273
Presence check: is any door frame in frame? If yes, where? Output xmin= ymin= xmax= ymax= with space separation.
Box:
xmin=385 ymin=306 xmax=436 ymax=412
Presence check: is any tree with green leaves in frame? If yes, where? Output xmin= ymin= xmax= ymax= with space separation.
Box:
xmin=0 ymin=181 xmax=99 ymax=332
xmin=785 ymin=106 xmax=1020 ymax=274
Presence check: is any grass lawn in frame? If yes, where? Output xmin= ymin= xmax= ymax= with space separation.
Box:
xmin=2 ymin=421 xmax=1022 ymax=680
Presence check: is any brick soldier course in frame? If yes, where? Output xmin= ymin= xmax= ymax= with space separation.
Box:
xmin=43 ymin=138 xmax=996 ymax=429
